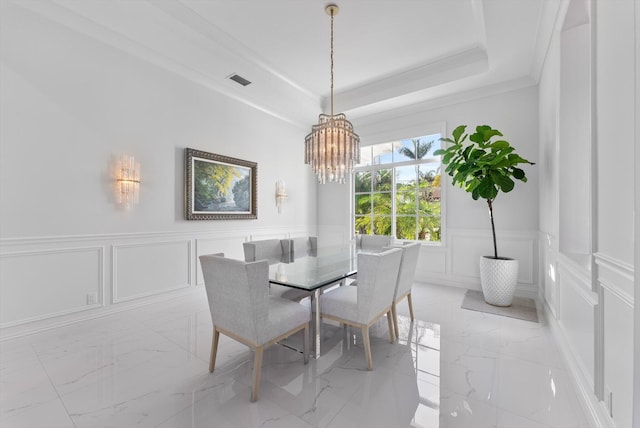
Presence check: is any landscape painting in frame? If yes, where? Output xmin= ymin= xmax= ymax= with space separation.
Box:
xmin=185 ymin=148 xmax=257 ymax=220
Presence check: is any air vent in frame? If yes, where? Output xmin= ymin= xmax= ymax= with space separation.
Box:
xmin=229 ymin=74 xmax=252 ymax=86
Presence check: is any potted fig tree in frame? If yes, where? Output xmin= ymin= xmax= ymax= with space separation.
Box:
xmin=434 ymin=125 xmax=535 ymax=306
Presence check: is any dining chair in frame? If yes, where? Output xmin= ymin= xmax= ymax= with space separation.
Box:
xmin=287 ymin=236 xmax=318 ymax=257
xmin=356 ymin=234 xmax=392 ymax=251
xmin=319 ymin=247 xmax=402 ymax=370
xmin=242 ymin=238 xmax=290 ymax=263
xmin=199 ymin=253 xmax=310 ymax=402
xmin=389 ymin=242 xmax=421 ymax=339
xmin=243 ymin=238 xmax=309 ymax=301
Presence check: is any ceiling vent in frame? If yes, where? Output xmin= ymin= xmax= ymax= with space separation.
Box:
xmin=228 ymin=74 xmax=252 ymax=87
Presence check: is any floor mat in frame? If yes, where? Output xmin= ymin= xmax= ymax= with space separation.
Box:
xmin=461 ymin=289 xmax=539 ymax=323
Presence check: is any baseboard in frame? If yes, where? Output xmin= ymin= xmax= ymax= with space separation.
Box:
xmin=544 ymin=300 xmax=615 ymax=428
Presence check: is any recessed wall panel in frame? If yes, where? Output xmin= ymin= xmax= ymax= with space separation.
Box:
xmin=113 ymin=240 xmax=190 ymax=302
xmin=0 ymin=247 xmax=103 ymax=326
xmin=558 ymin=263 xmax=595 ymax=383
xmin=196 ymin=237 xmax=245 ymax=285
xmin=602 ymin=289 xmax=633 ymax=428
xmin=450 ymin=231 xmax=534 ymax=284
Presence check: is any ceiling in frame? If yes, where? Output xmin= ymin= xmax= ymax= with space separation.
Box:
xmin=15 ymin=0 xmax=562 ymax=130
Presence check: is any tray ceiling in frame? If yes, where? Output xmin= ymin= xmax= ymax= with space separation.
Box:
xmin=10 ymin=0 xmax=562 ymax=129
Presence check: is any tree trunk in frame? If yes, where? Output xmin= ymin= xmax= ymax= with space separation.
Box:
xmin=487 ymin=199 xmax=498 ymax=259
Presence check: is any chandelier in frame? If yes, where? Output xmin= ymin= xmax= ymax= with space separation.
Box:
xmin=304 ymin=4 xmax=360 ymax=184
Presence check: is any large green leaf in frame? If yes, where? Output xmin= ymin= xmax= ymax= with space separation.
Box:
xmin=452 ymin=125 xmax=466 ymax=142
xmin=490 ymin=140 xmax=511 ymax=150
xmin=477 ymin=176 xmax=498 ymax=200
xmin=493 ymin=173 xmax=515 ymax=192
xmin=477 ymin=125 xmax=503 ymax=141
xmin=512 ymin=167 xmax=525 ymax=180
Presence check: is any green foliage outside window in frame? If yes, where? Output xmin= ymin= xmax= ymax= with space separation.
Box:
xmin=354 ymin=136 xmax=441 ymax=242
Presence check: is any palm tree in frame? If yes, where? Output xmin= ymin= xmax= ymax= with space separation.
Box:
xmin=397 ymin=138 xmax=434 ymax=160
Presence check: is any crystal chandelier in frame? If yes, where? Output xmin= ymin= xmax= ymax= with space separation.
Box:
xmin=304 ymin=4 xmax=360 ymax=184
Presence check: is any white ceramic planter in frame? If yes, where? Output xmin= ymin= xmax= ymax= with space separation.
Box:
xmin=479 ymin=256 xmax=519 ymax=306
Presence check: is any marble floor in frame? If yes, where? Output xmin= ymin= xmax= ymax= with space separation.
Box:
xmin=0 ymin=283 xmax=592 ymax=428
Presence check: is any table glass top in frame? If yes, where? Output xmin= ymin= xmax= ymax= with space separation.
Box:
xmin=267 ymin=245 xmax=359 ymax=290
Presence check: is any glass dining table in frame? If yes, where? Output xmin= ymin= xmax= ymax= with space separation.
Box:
xmin=267 ymin=244 xmax=359 ymax=358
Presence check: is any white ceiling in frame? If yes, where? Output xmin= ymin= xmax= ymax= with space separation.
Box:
xmin=16 ymin=0 xmax=562 ymax=129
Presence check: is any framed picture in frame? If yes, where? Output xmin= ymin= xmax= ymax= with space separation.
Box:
xmin=185 ymin=148 xmax=257 ymax=220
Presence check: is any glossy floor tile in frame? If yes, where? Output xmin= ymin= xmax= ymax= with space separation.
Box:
xmin=0 ymin=283 xmax=592 ymax=428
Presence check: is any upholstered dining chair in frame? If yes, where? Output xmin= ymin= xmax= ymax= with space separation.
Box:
xmin=199 ymin=253 xmax=310 ymax=402
xmin=319 ymin=247 xmax=402 ymax=370
xmin=243 ymin=238 xmax=309 ymax=301
xmin=242 ymin=238 xmax=290 ymax=264
xmin=346 ymin=234 xmax=393 ymax=287
xmin=389 ymin=242 xmax=421 ymax=339
xmin=356 ymin=234 xmax=392 ymax=252
xmin=287 ymin=236 xmax=318 ymax=257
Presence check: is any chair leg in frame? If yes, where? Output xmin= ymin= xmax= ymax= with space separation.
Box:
xmin=251 ymin=346 xmax=264 ymax=402
xmin=303 ymin=323 xmax=309 ymax=364
xmin=391 ymin=302 xmax=400 ymax=340
xmin=386 ymin=310 xmax=395 ymax=343
xmin=209 ymin=329 xmax=220 ymax=373
xmin=407 ymin=292 xmax=415 ymax=321
xmin=362 ymin=326 xmax=373 ymax=370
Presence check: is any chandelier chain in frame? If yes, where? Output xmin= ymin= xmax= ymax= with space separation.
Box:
xmin=330 ymin=9 xmax=334 ymax=117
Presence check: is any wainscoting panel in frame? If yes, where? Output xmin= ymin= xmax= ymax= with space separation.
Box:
xmin=557 ymin=260 xmax=596 ymax=385
xmin=112 ymin=240 xmax=191 ymax=303
xmin=443 ymin=229 xmax=537 ymax=296
xmin=414 ymin=246 xmax=446 ymax=278
xmin=0 ymin=246 xmax=103 ymax=327
xmin=449 ymin=230 xmax=534 ymax=282
xmin=602 ymin=288 xmax=633 ymax=428
xmin=596 ymin=253 xmax=634 ymax=428
xmin=195 ymin=236 xmax=247 ymax=285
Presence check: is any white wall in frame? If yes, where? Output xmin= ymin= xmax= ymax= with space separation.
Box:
xmin=319 ymin=86 xmax=540 ymax=297
xmin=538 ymin=1 xmax=637 ymax=427
xmin=594 ymin=2 xmax=635 ymax=426
xmin=0 ymin=2 xmax=317 ymax=335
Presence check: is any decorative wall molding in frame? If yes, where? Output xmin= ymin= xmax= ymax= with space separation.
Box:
xmin=9 ymin=0 xmax=316 ymax=129
xmin=0 ymin=227 xmax=282 ymax=247
xmin=112 ymin=239 xmax=192 ymax=303
xmin=0 ymin=246 xmax=104 ymax=328
xmin=0 ymin=227 xmax=315 ymax=338
xmin=0 ymin=226 xmax=540 ymax=337
xmin=557 ymin=256 xmax=598 ymax=306
xmin=447 ymin=228 xmax=537 ymax=284
xmin=594 ymin=252 xmax=634 ymax=308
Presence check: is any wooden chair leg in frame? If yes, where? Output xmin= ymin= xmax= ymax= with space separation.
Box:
xmin=407 ymin=292 xmax=415 ymax=321
xmin=251 ymin=346 xmax=264 ymax=402
xmin=362 ymin=326 xmax=373 ymax=370
xmin=209 ymin=329 xmax=220 ymax=373
xmin=386 ymin=310 xmax=395 ymax=343
xmin=391 ymin=302 xmax=400 ymax=340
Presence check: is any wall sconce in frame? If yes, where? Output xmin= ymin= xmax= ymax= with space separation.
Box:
xmin=275 ymin=180 xmax=288 ymax=214
xmin=115 ymin=155 xmax=140 ymax=210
